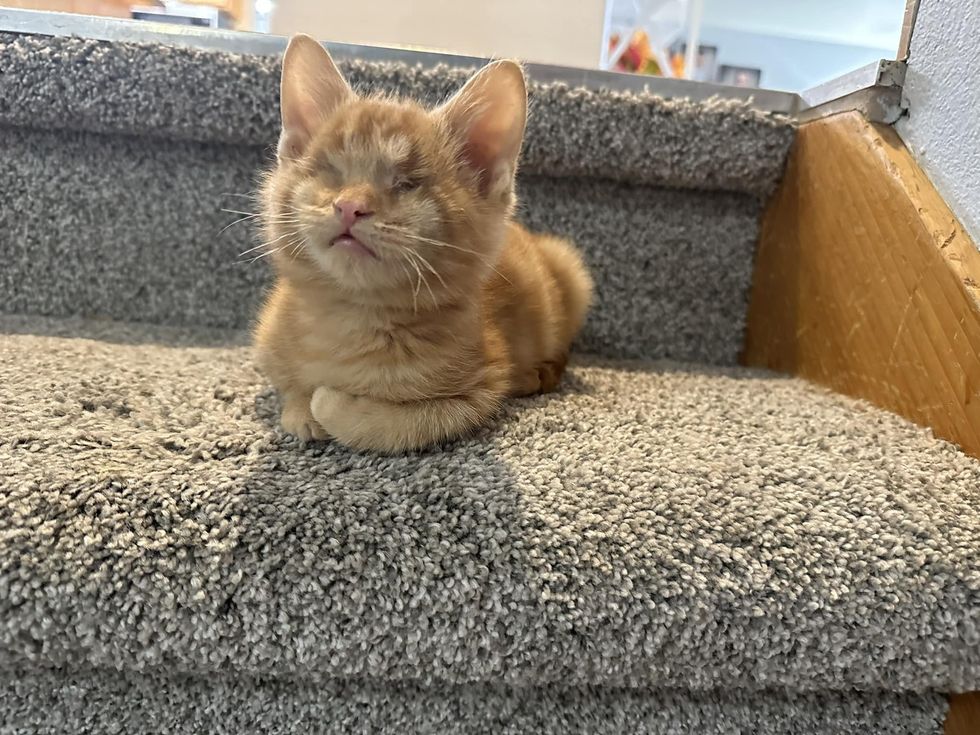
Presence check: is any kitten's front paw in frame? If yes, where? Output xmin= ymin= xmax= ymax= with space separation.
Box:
xmin=281 ymin=399 xmax=327 ymax=441
xmin=309 ymin=386 xmax=346 ymax=432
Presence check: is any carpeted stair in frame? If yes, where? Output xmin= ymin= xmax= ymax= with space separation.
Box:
xmin=1 ymin=24 xmax=978 ymax=735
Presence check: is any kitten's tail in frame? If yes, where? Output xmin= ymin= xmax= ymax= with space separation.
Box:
xmin=538 ymin=235 xmax=595 ymax=348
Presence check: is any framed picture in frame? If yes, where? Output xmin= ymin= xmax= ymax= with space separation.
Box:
xmin=717 ymin=64 xmax=762 ymax=88
xmin=668 ymin=41 xmax=718 ymax=82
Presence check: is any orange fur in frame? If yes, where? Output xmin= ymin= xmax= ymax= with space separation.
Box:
xmin=254 ymin=35 xmax=593 ymax=452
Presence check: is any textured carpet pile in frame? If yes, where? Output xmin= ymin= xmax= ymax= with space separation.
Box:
xmin=1 ymin=316 xmax=979 ymax=732
xmin=0 ymin=33 xmax=794 ymax=195
xmin=0 ymin=669 xmax=949 ymax=735
xmin=1 ymin=24 xmax=976 ymax=735
xmin=0 ymin=31 xmax=794 ymax=364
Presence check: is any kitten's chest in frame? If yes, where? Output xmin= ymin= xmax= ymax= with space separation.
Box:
xmin=294 ymin=315 xmax=458 ymax=399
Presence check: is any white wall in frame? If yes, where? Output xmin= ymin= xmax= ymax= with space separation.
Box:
xmin=699 ymin=0 xmax=905 ymax=51
xmin=699 ymin=0 xmax=904 ymax=90
xmin=269 ymin=0 xmax=606 ymax=69
xmin=895 ymin=0 xmax=980 ymax=246
xmin=696 ymin=25 xmax=892 ymax=91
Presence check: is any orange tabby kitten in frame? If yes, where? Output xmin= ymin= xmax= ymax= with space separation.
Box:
xmin=254 ymin=34 xmax=593 ymax=452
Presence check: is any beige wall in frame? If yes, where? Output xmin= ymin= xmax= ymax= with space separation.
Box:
xmin=269 ymin=0 xmax=606 ymax=69
xmin=0 ymin=0 xmax=134 ymax=18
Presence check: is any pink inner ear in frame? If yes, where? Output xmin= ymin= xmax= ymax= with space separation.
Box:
xmin=293 ymin=97 xmax=321 ymax=138
xmin=462 ymin=138 xmax=497 ymax=184
xmin=281 ymin=89 xmax=336 ymax=158
xmin=461 ymin=119 xmax=522 ymax=194
xmin=278 ymin=35 xmax=352 ymax=158
xmin=440 ymin=63 xmax=526 ymax=193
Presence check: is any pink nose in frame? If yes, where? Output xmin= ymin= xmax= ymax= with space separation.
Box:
xmin=334 ymin=199 xmax=374 ymax=229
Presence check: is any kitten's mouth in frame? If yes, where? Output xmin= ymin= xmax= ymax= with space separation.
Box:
xmin=330 ymin=231 xmax=378 ymax=259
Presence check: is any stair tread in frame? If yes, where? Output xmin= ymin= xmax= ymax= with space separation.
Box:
xmin=2 ymin=315 xmax=978 ymax=692
xmin=0 ymin=667 xmax=952 ymax=735
xmin=0 ymin=32 xmax=795 ymax=196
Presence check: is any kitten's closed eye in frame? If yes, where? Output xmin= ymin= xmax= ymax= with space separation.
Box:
xmin=315 ymin=160 xmax=342 ymax=184
xmin=393 ymin=177 xmax=421 ymax=193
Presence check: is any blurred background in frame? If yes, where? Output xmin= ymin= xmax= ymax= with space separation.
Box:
xmin=0 ymin=0 xmax=908 ymax=92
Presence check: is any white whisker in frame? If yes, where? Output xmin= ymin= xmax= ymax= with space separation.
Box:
xmin=221 ymin=208 xmax=301 ymax=223
xmin=245 ymin=243 xmax=290 ymax=264
xmin=219 ymin=213 xmax=263 ymax=236
xmin=376 ymin=223 xmax=513 ymax=285
xmin=237 ymin=241 xmax=269 ymax=257
xmin=401 ymin=252 xmax=425 ymax=313
xmin=406 ymin=248 xmax=449 ymax=292
xmin=238 ymin=228 xmax=302 ymax=258
xmin=395 ymin=258 xmax=419 ymax=313
xmin=288 ymin=235 xmax=308 ymax=261
xmin=403 ymin=249 xmax=437 ymax=308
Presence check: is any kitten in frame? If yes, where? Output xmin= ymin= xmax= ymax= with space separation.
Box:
xmin=254 ymin=34 xmax=593 ymax=453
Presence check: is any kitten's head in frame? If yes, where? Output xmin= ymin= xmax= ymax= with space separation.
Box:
xmin=261 ymin=34 xmax=527 ymax=306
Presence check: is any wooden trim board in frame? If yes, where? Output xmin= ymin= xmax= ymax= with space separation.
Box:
xmin=743 ymin=110 xmax=980 ymax=459
xmin=743 ymin=110 xmax=980 ymax=735
xmin=947 ymin=692 xmax=980 ymax=735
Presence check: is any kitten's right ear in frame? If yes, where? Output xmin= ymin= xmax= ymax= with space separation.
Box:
xmin=278 ymin=34 xmax=352 ymax=160
xmin=436 ymin=59 xmax=527 ymax=198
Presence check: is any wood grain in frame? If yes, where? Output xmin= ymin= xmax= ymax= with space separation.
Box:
xmin=743 ymin=110 xmax=980 ymax=459
xmin=946 ymin=692 xmax=980 ymax=735
xmin=744 ymin=110 xmax=980 ymax=735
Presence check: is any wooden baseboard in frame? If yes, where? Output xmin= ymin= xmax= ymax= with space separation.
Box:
xmin=946 ymin=692 xmax=980 ymax=735
xmin=743 ymin=110 xmax=980 ymax=460
xmin=742 ymin=110 xmax=980 ymax=732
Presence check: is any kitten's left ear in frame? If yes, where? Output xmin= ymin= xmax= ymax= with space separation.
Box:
xmin=437 ymin=60 xmax=527 ymax=196
xmin=278 ymin=34 xmax=352 ymax=160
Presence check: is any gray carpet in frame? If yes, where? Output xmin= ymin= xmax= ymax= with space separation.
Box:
xmin=0 ymin=668 xmax=949 ymax=735
xmin=0 ymin=125 xmax=760 ymax=362
xmin=0 ymin=24 xmax=972 ymax=735
xmin=0 ymin=32 xmax=795 ymax=195
xmin=0 ymin=29 xmax=791 ymax=365
xmin=2 ymin=315 xmax=979 ymax=697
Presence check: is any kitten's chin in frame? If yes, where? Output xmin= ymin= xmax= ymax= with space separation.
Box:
xmin=297 ymin=238 xmax=396 ymax=293
xmin=331 ymin=234 xmax=378 ymax=259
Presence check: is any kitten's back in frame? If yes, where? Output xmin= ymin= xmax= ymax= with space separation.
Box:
xmin=528 ymin=229 xmax=594 ymax=348
xmin=485 ymin=223 xmax=593 ymax=391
